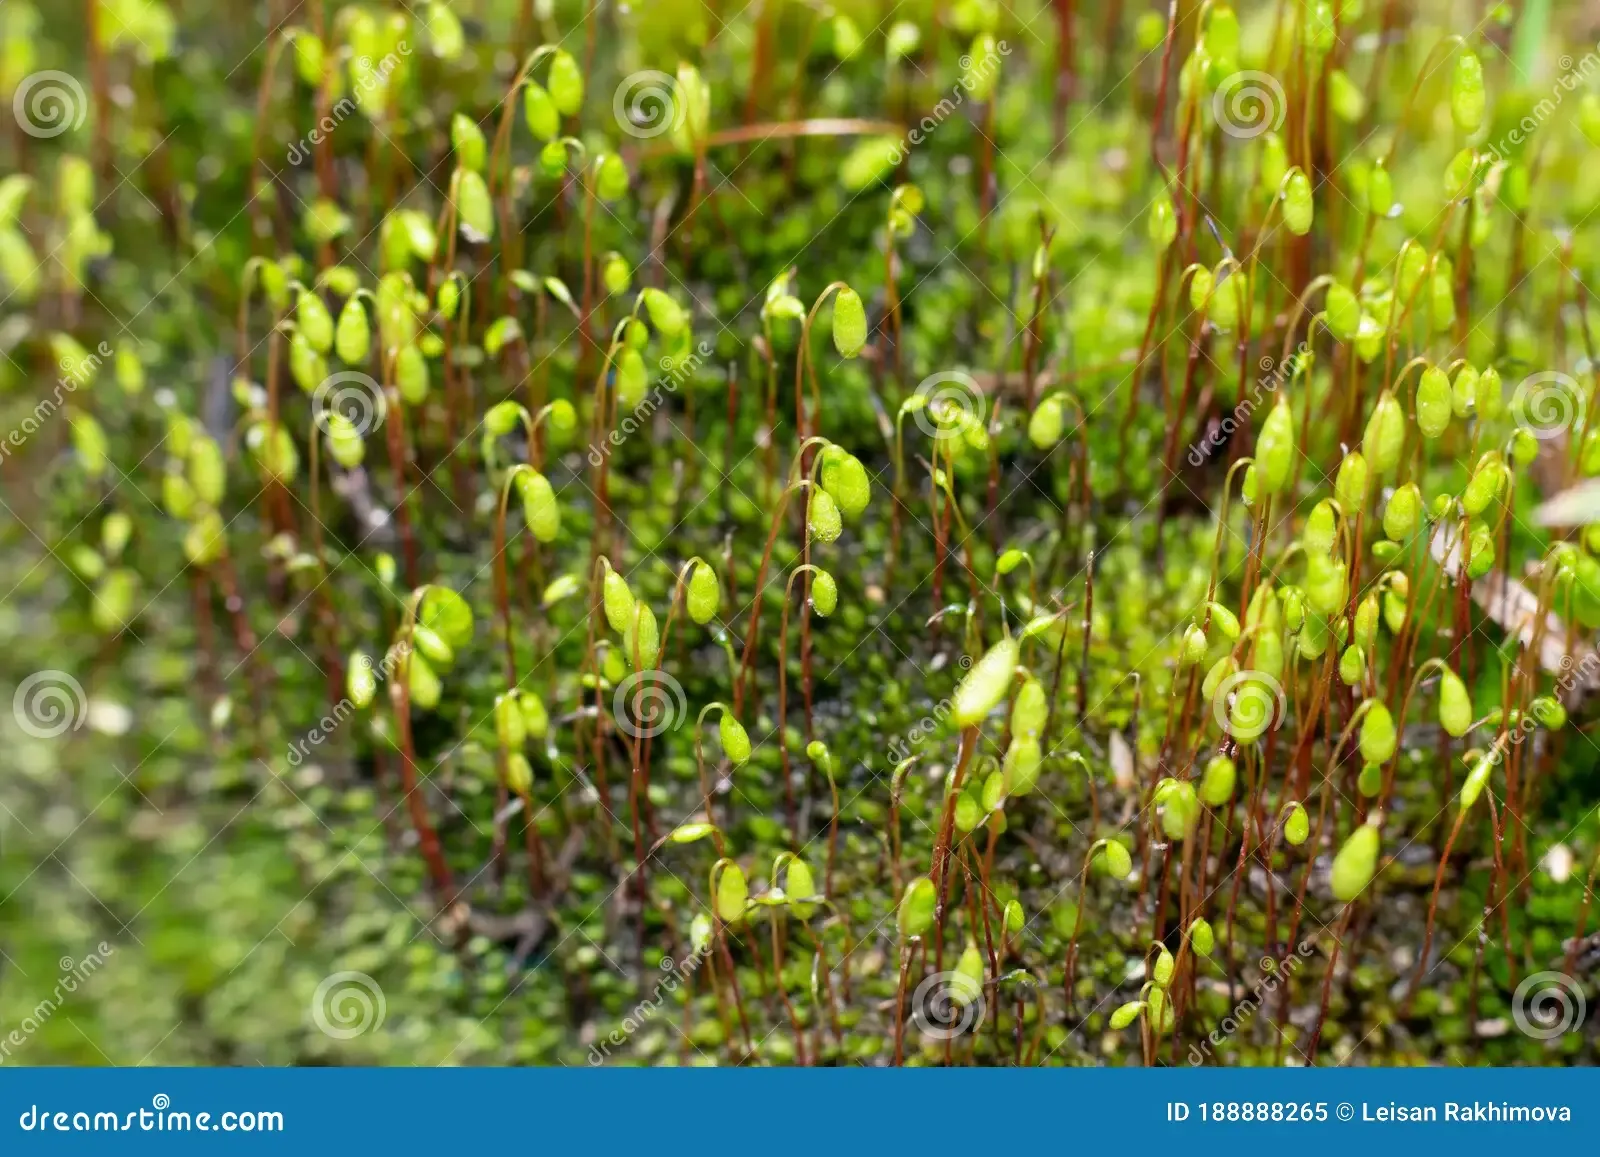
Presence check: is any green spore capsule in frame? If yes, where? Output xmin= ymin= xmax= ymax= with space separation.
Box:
xmin=1339 ymin=644 xmax=1365 ymax=686
xmin=1256 ymin=395 xmax=1295 ymax=494
xmin=719 ymin=713 xmax=751 ymax=765
xmin=1099 ymin=840 xmax=1133 ymax=879
xmin=954 ymin=637 xmax=1019 ymax=728
xmin=1439 ymin=667 xmax=1471 ymax=737
xmin=1325 ymin=282 xmax=1360 ymax=342
xmin=807 ymin=489 xmax=843 ymax=543
xmin=395 ymin=342 xmax=429 ymax=405
xmin=1110 ymin=1001 xmax=1144 ymax=1030
xmin=1012 ymin=677 xmax=1047 ymax=741
xmin=1452 ymin=365 xmax=1479 ymax=419
xmin=1153 ymin=946 xmax=1175 ymax=987
xmin=1366 ymin=160 xmax=1394 ymax=217
xmin=1284 ymin=801 xmax=1309 ymax=846
xmin=615 ymin=347 xmax=647 ymax=410
xmin=810 ymin=569 xmax=838 ymax=617
xmin=1181 ymin=624 xmax=1208 ymax=665
xmin=1359 ymin=700 xmax=1397 ymax=764
xmin=515 ymin=470 xmax=560 ymax=543
xmin=1462 ymin=454 xmax=1503 ymax=516
xmin=1149 ymin=195 xmax=1177 ymax=251
xmin=641 ymin=288 xmax=687 ymax=336
xmin=1201 ymin=655 xmax=1236 ymax=701
xmin=821 ymin=448 xmax=871 ymax=518
xmin=453 ymin=168 xmax=494 ymax=242
xmin=1451 ymin=50 xmax=1485 ymax=135
xmin=1509 ymin=427 xmax=1538 ymax=469
xmin=334 ymin=297 xmax=370 ymax=365
xmin=1465 ymin=520 xmax=1495 ymax=579
xmin=687 ymin=560 xmax=720 ymax=625
xmin=347 ymin=652 xmax=376 ymax=708
xmin=1334 ymin=451 xmax=1368 ymax=511
xmin=623 ymin=604 xmax=660 ymax=669
xmin=1357 ymin=762 xmax=1382 ymax=797
xmin=1477 ymin=366 xmax=1503 ymax=420
xmin=495 ymin=693 xmax=525 ymax=749
xmin=595 ymin=153 xmax=628 ymax=202
xmin=1331 ymin=821 xmax=1380 ymax=902
xmin=407 ymin=650 xmax=441 ymax=711
xmin=1416 ymin=365 xmax=1452 ymax=438
xmin=1304 ymin=500 xmax=1337 ymax=555
xmin=450 ymin=112 xmax=486 ymax=171
xmin=1460 ymin=751 xmax=1494 ymax=814
xmin=298 ymin=291 xmax=334 ymax=353
xmin=1362 ymin=390 xmax=1406 ymax=475
xmin=785 ymin=857 xmax=818 ymax=918
xmin=546 ymin=49 xmax=584 ymax=115
xmin=1305 ymin=553 xmax=1347 ymax=618
xmin=517 ymin=691 xmax=548 ymax=740
xmin=1199 ymin=754 xmax=1236 ymax=806
xmin=1028 ymin=395 xmax=1065 ymax=448
xmin=1002 ymin=737 xmax=1042 ymax=796
xmin=506 ymin=752 xmax=533 ymax=797
xmin=1529 ymin=695 xmax=1567 ymax=730
xmin=712 ymin=861 xmax=748 ymax=924
xmin=1282 ymin=167 xmax=1313 ymax=235
xmin=412 ymin=624 xmax=454 ymax=670
xmin=1383 ymin=482 xmax=1421 ymax=541
xmin=898 ymin=876 xmax=937 ymax=938
xmin=831 ymin=286 xmax=867 ymax=357
xmin=602 ymin=566 xmax=635 ymax=633
xmin=523 ymin=81 xmax=558 ymax=141
xmin=1190 ymin=918 xmax=1215 ymax=957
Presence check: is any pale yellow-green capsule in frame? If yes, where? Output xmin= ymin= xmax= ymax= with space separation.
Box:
xmin=719 ymin=713 xmax=751 ymax=765
xmin=1002 ymin=737 xmax=1042 ymax=796
xmin=712 ymin=860 xmax=748 ymax=924
xmin=453 ymin=168 xmax=494 ymax=242
xmin=1149 ymin=195 xmax=1177 ymax=251
xmin=1028 ymin=395 xmax=1065 ymax=449
xmin=1011 ymin=677 xmax=1047 ymax=742
xmin=1462 ymin=453 xmax=1504 ymax=516
xmin=1199 ymin=754 xmax=1236 ymax=806
xmin=1439 ymin=667 xmax=1471 ymax=738
xmin=515 ymin=470 xmax=560 ymax=543
xmin=506 ymin=752 xmax=533 ymax=797
xmin=1256 ymin=394 xmax=1295 ymax=494
xmin=1304 ymin=500 xmax=1337 ymax=556
xmin=1334 ymin=450 xmax=1368 ymax=511
xmin=347 ymin=652 xmax=377 ymax=708
xmin=1359 ymin=700 xmax=1397 ymax=764
xmin=1459 ymin=751 xmax=1494 ymax=814
xmin=1190 ymin=917 xmax=1215 ymax=957
xmin=897 ymin=875 xmax=937 ymax=938
xmin=546 ymin=49 xmax=584 ymax=116
xmin=1331 ymin=821 xmax=1380 ymax=902
xmin=623 ymin=604 xmax=660 ymax=669
xmin=1451 ymin=50 xmax=1485 ymax=135
xmin=1362 ymin=390 xmax=1406 ymax=474
xmin=831 ymin=286 xmax=867 ymax=358
xmin=1452 ymin=365 xmax=1479 ymax=419
xmin=1099 ymin=839 xmax=1133 ymax=879
xmin=1305 ymin=552 xmax=1347 ymax=618
xmin=810 ymin=569 xmax=838 ymax=617
xmin=953 ymin=637 xmax=1019 ymax=728
xmin=334 ymin=296 xmax=371 ymax=365
xmin=1383 ymin=482 xmax=1421 ymax=541
xmin=1324 ymin=282 xmax=1360 ymax=343
xmin=1282 ymin=167 xmax=1313 ymax=235
xmin=1416 ymin=365 xmax=1452 ymax=438
xmin=808 ymin=489 xmax=842 ymax=543
xmin=602 ymin=566 xmax=635 ymax=633
xmin=1366 ymin=161 xmax=1394 ymax=217
xmin=1283 ymin=801 xmax=1309 ymax=846
xmin=523 ymin=81 xmax=559 ymax=141
xmin=687 ymin=560 xmax=719 ymax=625
xmin=495 ymin=692 xmax=527 ymax=749
xmin=1339 ymin=644 xmax=1365 ymax=687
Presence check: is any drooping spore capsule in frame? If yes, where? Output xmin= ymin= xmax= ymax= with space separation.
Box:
xmin=1362 ymin=390 xmax=1405 ymax=474
xmin=953 ymin=637 xmax=1020 ymax=728
xmin=1416 ymin=364 xmax=1452 ymax=438
xmin=687 ymin=560 xmax=720 ymax=625
xmin=831 ymin=286 xmax=867 ymax=358
xmin=1282 ymin=167 xmax=1313 ymax=235
xmin=1331 ymin=821 xmax=1380 ymax=902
